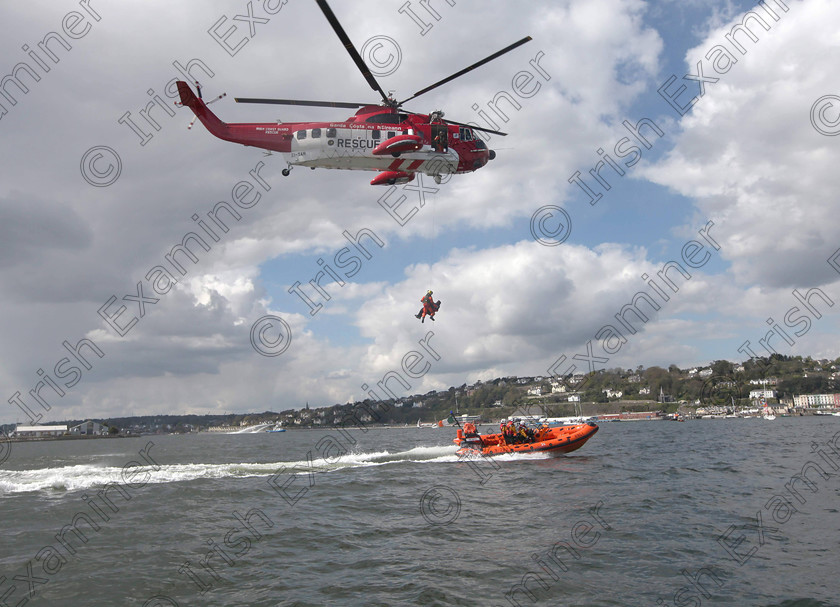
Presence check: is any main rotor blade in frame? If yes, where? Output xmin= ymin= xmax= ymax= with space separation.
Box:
xmin=235 ymin=97 xmax=369 ymax=109
xmin=402 ymin=110 xmax=508 ymax=136
xmin=315 ymin=0 xmax=391 ymax=105
xmin=398 ymin=36 xmax=532 ymax=106
xmin=444 ymin=117 xmax=507 ymax=137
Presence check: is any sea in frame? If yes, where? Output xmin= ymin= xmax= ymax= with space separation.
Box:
xmin=1 ymin=417 xmax=839 ymax=607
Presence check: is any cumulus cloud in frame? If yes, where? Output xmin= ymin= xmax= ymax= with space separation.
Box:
xmin=642 ymin=0 xmax=840 ymax=288
xmin=4 ymin=0 xmax=837 ymax=423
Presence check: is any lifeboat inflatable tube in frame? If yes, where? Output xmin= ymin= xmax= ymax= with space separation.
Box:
xmin=454 ymin=422 xmax=598 ymax=456
xmin=372 ymin=134 xmax=423 ymax=156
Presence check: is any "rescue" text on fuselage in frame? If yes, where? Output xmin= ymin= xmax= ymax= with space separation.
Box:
xmin=336 ymin=139 xmax=377 ymax=149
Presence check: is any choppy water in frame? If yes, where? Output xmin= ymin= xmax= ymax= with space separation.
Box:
xmin=1 ymin=418 xmax=839 ymax=606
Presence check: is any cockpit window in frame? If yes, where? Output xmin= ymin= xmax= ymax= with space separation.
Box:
xmin=459 ymin=127 xmax=475 ymax=141
xmin=474 ymin=138 xmax=487 ymax=150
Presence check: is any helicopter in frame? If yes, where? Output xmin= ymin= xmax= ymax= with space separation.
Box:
xmin=177 ymin=0 xmax=531 ymax=186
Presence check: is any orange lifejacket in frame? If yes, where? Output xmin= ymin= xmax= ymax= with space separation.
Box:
xmin=463 ymin=422 xmax=476 ymax=435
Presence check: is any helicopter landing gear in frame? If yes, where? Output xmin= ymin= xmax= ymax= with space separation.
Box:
xmin=281 ymin=164 xmax=293 ymax=177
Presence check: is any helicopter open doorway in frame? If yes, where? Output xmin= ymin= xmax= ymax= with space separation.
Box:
xmin=431 ymin=123 xmax=448 ymax=153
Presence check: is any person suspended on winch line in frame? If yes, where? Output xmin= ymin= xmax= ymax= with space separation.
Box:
xmin=415 ymin=290 xmax=441 ymax=323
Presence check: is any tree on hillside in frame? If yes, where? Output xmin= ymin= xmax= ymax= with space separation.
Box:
xmin=644 ymin=366 xmax=669 ymax=387
xmin=778 ymin=375 xmax=829 ymax=395
xmin=712 ymin=360 xmax=734 ymax=376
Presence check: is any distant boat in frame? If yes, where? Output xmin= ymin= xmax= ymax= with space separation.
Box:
xmin=539 ymin=416 xmax=585 ymax=426
xmin=266 ymin=424 xmax=286 ymax=432
xmin=417 ymin=419 xmax=444 ymax=428
xmin=760 ymin=398 xmax=775 ymax=421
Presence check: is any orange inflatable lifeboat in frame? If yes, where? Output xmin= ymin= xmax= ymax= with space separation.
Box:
xmin=454 ymin=422 xmax=599 ymax=456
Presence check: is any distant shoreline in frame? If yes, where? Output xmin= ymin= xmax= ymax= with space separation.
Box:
xmin=6 ymin=434 xmax=126 ymax=444
xmin=6 ymin=411 xmax=837 ymax=443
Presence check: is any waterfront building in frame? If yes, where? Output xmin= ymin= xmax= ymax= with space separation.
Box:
xmin=793 ymin=393 xmax=840 ymax=408
xmin=69 ymin=420 xmax=107 ymax=436
xmin=13 ymin=425 xmax=68 ymax=438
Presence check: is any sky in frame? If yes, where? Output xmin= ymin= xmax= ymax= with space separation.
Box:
xmin=1 ymin=0 xmax=839 ymax=424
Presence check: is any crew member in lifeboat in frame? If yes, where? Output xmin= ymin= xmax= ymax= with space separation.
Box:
xmin=461 ymin=422 xmax=482 ymax=448
xmin=518 ymin=422 xmax=534 ymax=443
xmin=504 ymin=420 xmax=516 ymax=443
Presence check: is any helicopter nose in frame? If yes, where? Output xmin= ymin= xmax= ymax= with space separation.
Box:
xmin=489 ymin=149 xmax=496 ymax=160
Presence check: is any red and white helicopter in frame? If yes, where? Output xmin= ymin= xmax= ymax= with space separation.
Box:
xmin=177 ymin=0 xmax=530 ymax=186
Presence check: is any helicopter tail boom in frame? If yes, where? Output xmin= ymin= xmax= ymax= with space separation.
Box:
xmin=177 ymin=81 xmax=230 ymax=139
xmin=177 ymin=81 xmax=292 ymax=153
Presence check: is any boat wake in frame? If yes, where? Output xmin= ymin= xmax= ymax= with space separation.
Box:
xmin=2 ymin=444 xmax=540 ymax=495
xmin=0 ymin=442 xmax=567 ymax=495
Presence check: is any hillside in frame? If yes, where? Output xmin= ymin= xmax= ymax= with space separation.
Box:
xmin=10 ymin=354 xmax=837 ymax=434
